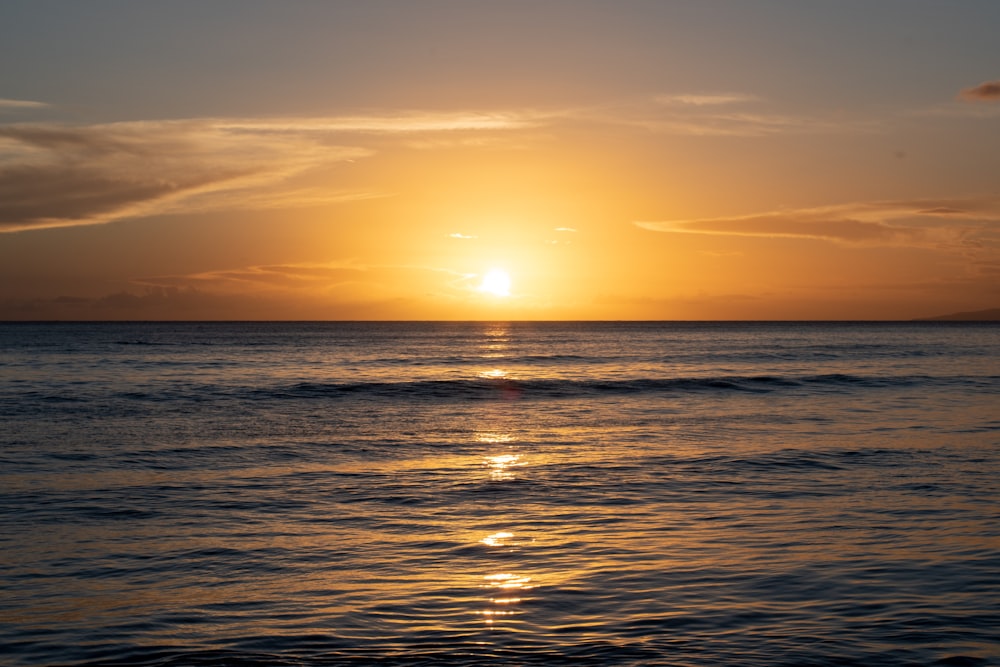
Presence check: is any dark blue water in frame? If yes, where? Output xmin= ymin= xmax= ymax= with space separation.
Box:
xmin=1 ymin=322 xmax=998 ymax=666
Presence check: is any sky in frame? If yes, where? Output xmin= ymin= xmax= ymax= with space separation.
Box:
xmin=1 ymin=0 xmax=999 ymax=320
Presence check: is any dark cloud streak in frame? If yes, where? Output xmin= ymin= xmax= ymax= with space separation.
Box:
xmin=0 ymin=121 xmax=332 ymax=232
xmin=0 ymin=163 xmax=254 ymax=230
xmin=636 ymin=198 xmax=1000 ymax=250
xmin=959 ymin=79 xmax=1000 ymax=102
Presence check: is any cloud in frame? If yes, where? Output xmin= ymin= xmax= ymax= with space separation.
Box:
xmin=959 ymin=79 xmax=1000 ymax=102
xmin=655 ymin=93 xmax=759 ymax=106
xmin=216 ymin=111 xmax=536 ymax=133
xmin=0 ymin=120 xmax=368 ymax=232
xmin=164 ymin=186 xmax=385 ymax=217
xmin=0 ymin=285 xmax=394 ymax=321
xmin=449 ymin=232 xmax=477 ymax=239
xmin=574 ymin=96 xmax=876 ymax=137
xmin=0 ymin=111 xmax=537 ymax=233
xmin=648 ymin=112 xmax=874 ymax=137
xmin=636 ymin=197 xmax=1000 ymax=249
xmin=554 ymin=227 xmax=577 ymax=232
xmin=0 ymin=98 xmax=48 ymax=110
xmin=134 ymin=260 xmax=475 ymax=298
xmin=135 ymin=262 xmax=370 ymax=293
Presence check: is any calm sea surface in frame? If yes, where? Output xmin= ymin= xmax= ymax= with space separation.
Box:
xmin=1 ymin=322 xmax=998 ymax=666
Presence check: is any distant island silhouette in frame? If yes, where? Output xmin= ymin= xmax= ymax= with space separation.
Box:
xmin=915 ymin=307 xmax=1000 ymax=321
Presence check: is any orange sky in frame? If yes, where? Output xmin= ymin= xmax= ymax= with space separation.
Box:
xmin=1 ymin=1 xmax=999 ymax=319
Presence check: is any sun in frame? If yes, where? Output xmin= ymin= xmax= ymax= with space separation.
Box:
xmin=478 ymin=268 xmax=512 ymax=297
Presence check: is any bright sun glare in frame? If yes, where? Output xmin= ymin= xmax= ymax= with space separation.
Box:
xmin=478 ymin=269 xmax=512 ymax=297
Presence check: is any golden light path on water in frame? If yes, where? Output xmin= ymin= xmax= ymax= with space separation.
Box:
xmin=311 ymin=325 xmax=585 ymax=639
xmin=471 ymin=324 xmax=544 ymax=629
xmin=474 ymin=426 xmax=534 ymax=628
xmin=478 ymin=323 xmax=510 ymax=359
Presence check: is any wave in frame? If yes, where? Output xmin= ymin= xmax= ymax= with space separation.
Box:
xmin=5 ymin=373 xmax=992 ymax=417
xmin=35 ymin=631 xmax=998 ymax=667
xmin=248 ymin=373 xmax=983 ymax=402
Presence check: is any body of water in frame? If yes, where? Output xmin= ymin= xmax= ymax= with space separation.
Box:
xmin=1 ymin=321 xmax=998 ymax=666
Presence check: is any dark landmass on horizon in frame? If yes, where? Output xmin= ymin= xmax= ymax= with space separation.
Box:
xmin=914 ymin=307 xmax=1000 ymax=321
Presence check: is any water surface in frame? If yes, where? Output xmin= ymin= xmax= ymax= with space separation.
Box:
xmin=1 ymin=322 xmax=998 ymax=665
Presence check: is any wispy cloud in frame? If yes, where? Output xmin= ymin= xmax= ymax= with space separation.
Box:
xmin=449 ymin=233 xmax=477 ymax=239
xmin=0 ymin=111 xmax=538 ymax=233
xmin=0 ymin=258 xmax=486 ymax=319
xmin=216 ymin=111 xmax=537 ymax=133
xmin=135 ymin=262 xmax=370 ymax=292
xmin=959 ymin=79 xmax=1000 ymax=102
xmin=655 ymin=93 xmax=759 ymax=107
xmin=636 ymin=197 xmax=1000 ymax=250
xmin=0 ymin=119 xmax=368 ymax=232
xmin=0 ymin=98 xmax=48 ymax=110
xmin=647 ymin=112 xmax=875 ymax=137
xmin=131 ymin=259 xmax=475 ymax=316
xmin=576 ymin=94 xmax=876 ymax=137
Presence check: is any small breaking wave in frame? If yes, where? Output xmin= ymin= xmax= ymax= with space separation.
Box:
xmin=247 ymin=373 xmax=956 ymax=403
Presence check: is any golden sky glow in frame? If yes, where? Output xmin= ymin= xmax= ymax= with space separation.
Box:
xmin=1 ymin=1 xmax=999 ymax=319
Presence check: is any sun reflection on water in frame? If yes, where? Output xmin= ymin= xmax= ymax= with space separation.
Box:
xmin=480 ymin=531 xmax=515 ymax=547
xmin=469 ymin=420 xmax=535 ymax=629
xmin=475 ymin=431 xmax=514 ymax=444
xmin=479 ymin=530 xmax=534 ymax=548
xmin=475 ymin=428 xmax=522 ymax=481
xmin=475 ymin=368 xmax=522 ymax=400
xmin=475 ymin=609 xmax=515 ymax=624
xmin=479 ymin=323 xmax=510 ymax=358
xmin=483 ymin=453 xmax=521 ymax=481
xmin=483 ymin=573 xmax=533 ymax=589
xmin=477 ymin=572 xmax=532 ymax=626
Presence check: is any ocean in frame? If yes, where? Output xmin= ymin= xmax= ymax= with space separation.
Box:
xmin=1 ymin=321 xmax=998 ymax=666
